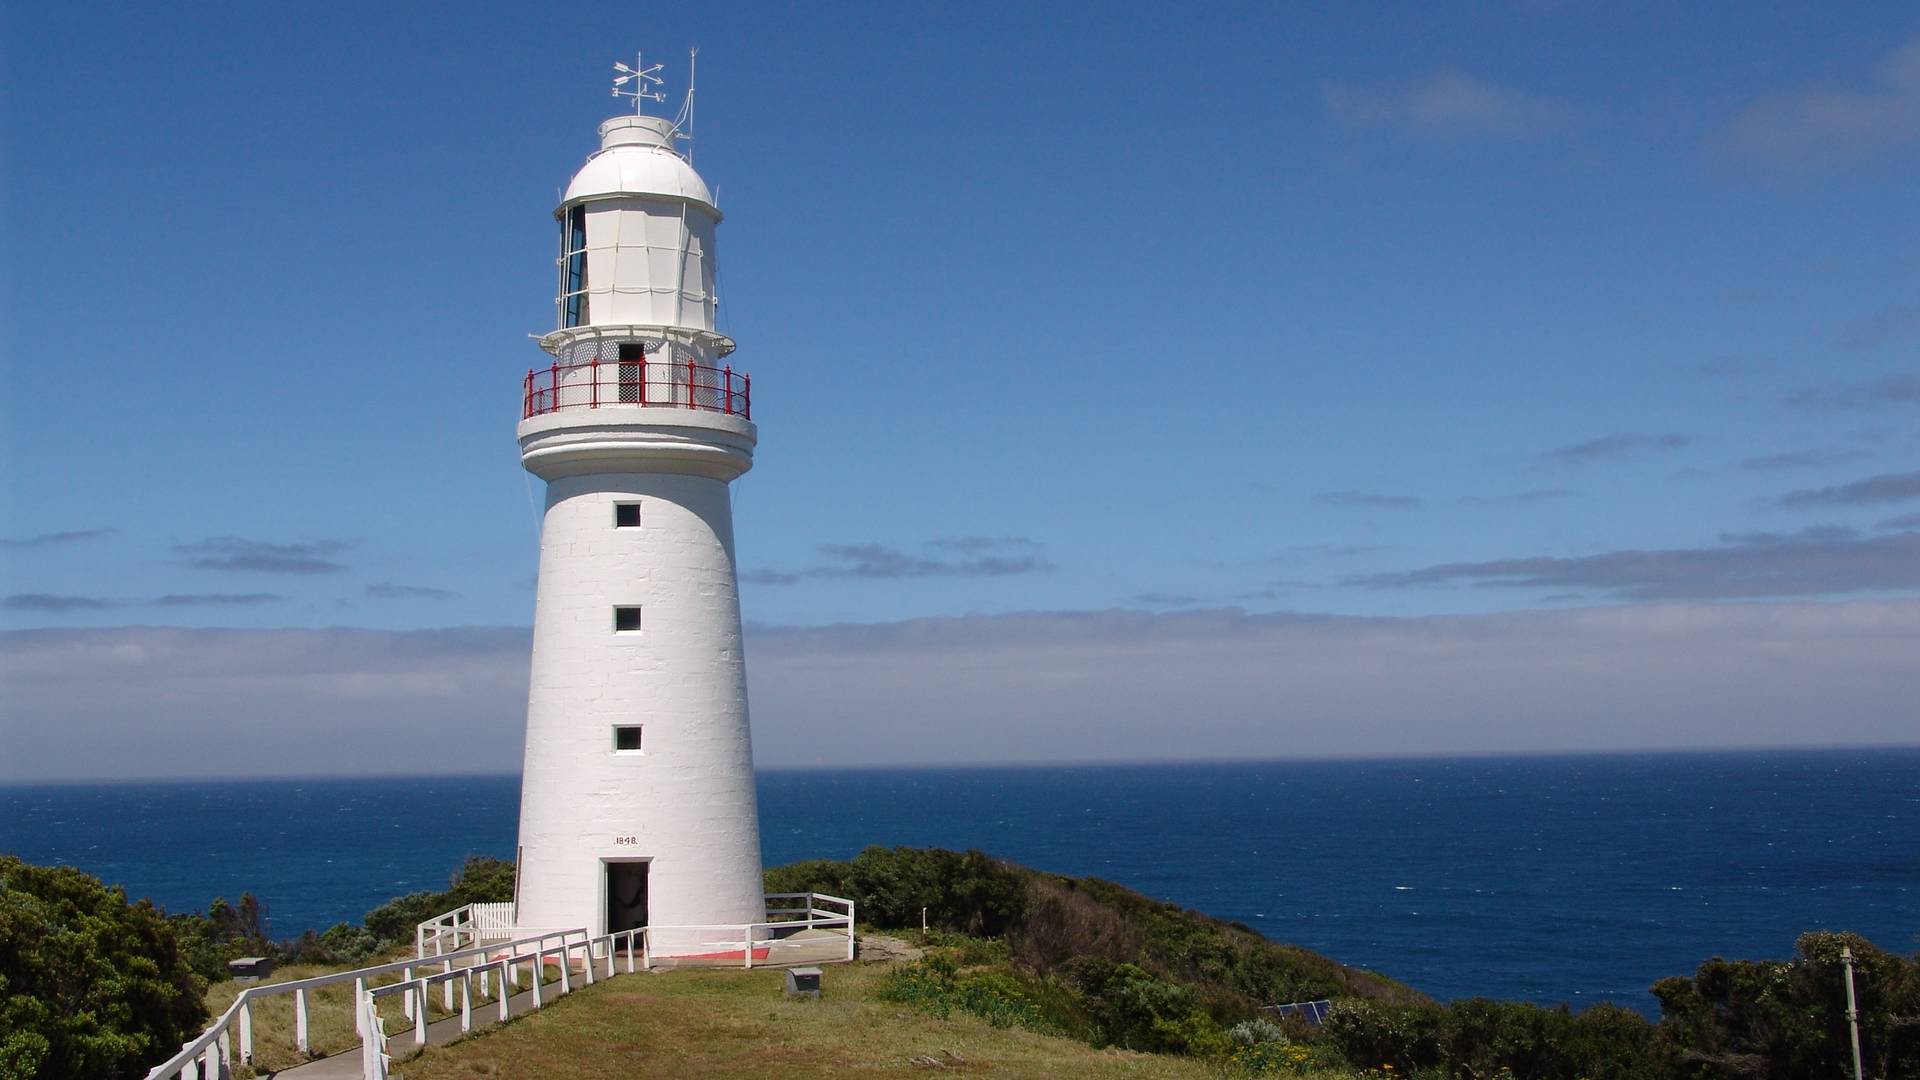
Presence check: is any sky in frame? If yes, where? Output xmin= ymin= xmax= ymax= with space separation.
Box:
xmin=3 ymin=3 xmax=1918 ymax=780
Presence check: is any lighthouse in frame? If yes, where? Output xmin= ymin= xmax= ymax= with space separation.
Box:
xmin=511 ymin=57 xmax=765 ymax=950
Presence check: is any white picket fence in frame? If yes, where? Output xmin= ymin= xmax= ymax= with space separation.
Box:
xmin=416 ymin=901 xmax=518 ymax=957
xmin=145 ymin=893 xmax=856 ymax=1080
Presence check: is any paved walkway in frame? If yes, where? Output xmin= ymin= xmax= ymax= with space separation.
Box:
xmin=268 ymin=932 xmax=853 ymax=1078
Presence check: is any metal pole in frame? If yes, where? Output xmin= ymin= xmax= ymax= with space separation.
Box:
xmin=1842 ymin=946 xmax=1864 ymax=1080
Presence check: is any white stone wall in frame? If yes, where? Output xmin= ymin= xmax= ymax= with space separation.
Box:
xmin=514 ymin=470 xmax=766 ymax=939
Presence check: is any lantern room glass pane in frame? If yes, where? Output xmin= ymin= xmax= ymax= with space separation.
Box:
xmin=562 ymin=205 xmax=589 ymax=328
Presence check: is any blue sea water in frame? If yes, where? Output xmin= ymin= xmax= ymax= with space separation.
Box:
xmin=3 ymin=749 xmax=1915 ymax=1013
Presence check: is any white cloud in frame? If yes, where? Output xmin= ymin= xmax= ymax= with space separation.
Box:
xmin=1323 ymin=70 xmax=1567 ymax=135
xmin=1719 ymin=38 xmax=1920 ymax=163
xmin=4 ymin=602 xmax=1917 ymax=781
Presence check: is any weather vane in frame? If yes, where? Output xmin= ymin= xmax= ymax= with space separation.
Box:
xmin=612 ymin=52 xmax=666 ymax=114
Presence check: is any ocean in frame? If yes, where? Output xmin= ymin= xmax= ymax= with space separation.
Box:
xmin=3 ymin=749 xmax=1915 ymax=1014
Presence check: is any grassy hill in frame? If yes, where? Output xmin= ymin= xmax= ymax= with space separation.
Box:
xmin=396 ymin=960 xmax=1289 ymax=1080
xmin=161 ymin=847 xmax=1915 ymax=1079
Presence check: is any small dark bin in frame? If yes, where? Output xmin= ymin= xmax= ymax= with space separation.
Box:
xmin=227 ymin=956 xmax=274 ymax=982
xmin=785 ymin=966 xmax=823 ymax=999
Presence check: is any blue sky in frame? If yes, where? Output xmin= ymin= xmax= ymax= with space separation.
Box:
xmin=3 ymin=4 xmax=1918 ymax=778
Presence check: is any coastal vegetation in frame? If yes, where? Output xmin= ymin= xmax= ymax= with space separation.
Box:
xmin=770 ymin=846 xmax=1920 ymax=1080
xmin=3 ymin=849 xmax=1915 ymax=1078
xmin=168 ymin=854 xmax=516 ymax=981
xmin=0 ymin=856 xmax=205 ymax=1080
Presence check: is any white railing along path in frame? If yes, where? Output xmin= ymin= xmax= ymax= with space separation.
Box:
xmin=148 ymin=893 xmax=856 ymax=1080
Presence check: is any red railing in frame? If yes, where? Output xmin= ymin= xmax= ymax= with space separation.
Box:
xmin=522 ymin=359 xmax=752 ymax=420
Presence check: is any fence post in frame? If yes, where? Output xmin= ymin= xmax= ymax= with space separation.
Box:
xmin=460 ymin=970 xmax=473 ymax=1034
xmin=643 ymin=927 xmax=652 ymax=971
xmin=360 ymin=994 xmax=379 ymax=1080
xmin=497 ymin=959 xmax=511 ymax=1022
xmin=401 ymin=967 xmax=414 ymax=1019
xmin=443 ymin=958 xmax=454 ymax=1010
xmin=744 ymin=926 xmax=754 ymax=970
xmin=414 ymin=979 xmax=430 ymax=1046
xmin=558 ymin=939 xmax=572 ymax=994
xmin=294 ymin=986 xmax=310 ymax=1055
xmin=353 ymin=977 xmax=367 ymax=1036
xmin=217 ymin=1024 xmax=231 ymax=1075
xmin=238 ymin=998 xmax=253 ymax=1064
xmin=530 ymin=954 xmax=544 ymax=1009
xmin=848 ymin=898 xmax=857 ymax=961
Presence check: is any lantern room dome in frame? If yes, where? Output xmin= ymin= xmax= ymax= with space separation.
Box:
xmin=561 ymin=115 xmax=715 ymax=212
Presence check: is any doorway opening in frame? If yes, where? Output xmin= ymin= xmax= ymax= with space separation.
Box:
xmin=605 ymin=859 xmax=649 ymax=938
xmin=617 ymin=342 xmax=648 ymax=403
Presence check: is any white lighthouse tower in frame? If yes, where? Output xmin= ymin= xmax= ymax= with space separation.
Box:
xmin=512 ymin=56 xmax=765 ymax=951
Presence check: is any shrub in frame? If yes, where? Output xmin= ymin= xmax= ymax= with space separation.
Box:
xmin=764 ymin=847 xmax=1028 ymax=936
xmin=0 ymin=856 xmax=207 ymax=1080
xmin=1061 ymin=956 xmax=1228 ymax=1055
xmin=1230 ymin=1036 xmax=1343 ymax=1076
xmin=1014 ymin=875 xmax=1420 ymax=1011
xmin=168 ymin=892 xmax=274 ymax=983
xmin=362 ymin=855 xmax=515 ymax=948
xmin=1653 ymin=930 xmax=1918 ymax=1079
xmin=1322 ymin=998 xmax=1443 ymax=1074
xmin=874 ymin=955 xmax=1049 ymax=1031
xmin=280 ymin=922 xmax=384 ymax=966
xmin=1324 ymin=995 xmax=1681 ymax=1080
xmin=1228 ymin=1017 xmax=1291 ymax=1046
xmin=921 ymin=930 xmax=1010 ymax=965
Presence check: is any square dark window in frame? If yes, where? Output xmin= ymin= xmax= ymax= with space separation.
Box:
xmin=614 ymin=503 xmax=641 ymax=528
xmin=613 ymin=606 xmax=642 ymax=632
xmin=614 ymin=726 xmax=643 ymax=751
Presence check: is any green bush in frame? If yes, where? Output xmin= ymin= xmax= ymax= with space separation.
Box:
xmin=920 ymin=929 xmax=1010 ymax=965
xmin=1015 ymin=875 xmax=1420 ymax=1012
xmin=280 ymin=921 xmax=384 ymax=966
xmin=1060 ymin=956 xmax=1229 ymax=1055
xmin=1653 ymin=930 xmax=1918 ymax=1079
xmin=764 ymin=847 xmax=1028 ymax=936
xmin=168 ymin=892 xmax=274 ymax=983
xmin=1229 ymin=1035 xmax=1344 ymax=1076
xmin=0 ymin=856 xmax=207 ymax=1080
xmin=875 ymin=955 xmax=1050 ymax=1031
xmin=1321 ymin=995 xmax=1682 ymax=1080
xmin=1322 ymin=998 xmax=1443 ymax=1073
xmin=362 ymin=855 xmax=515 ymax=948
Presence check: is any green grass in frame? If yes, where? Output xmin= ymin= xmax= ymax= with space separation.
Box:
xmin=395 ymin=961 xmax=1364 ymax=1080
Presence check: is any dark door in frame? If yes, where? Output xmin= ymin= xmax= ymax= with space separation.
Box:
xmin=606 ymin=861 xmax=649 ymax=935
xmin=617 ymin=342 xmax=647 ymax=403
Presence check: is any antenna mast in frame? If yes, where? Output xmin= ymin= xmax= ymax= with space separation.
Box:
xmin=683 ymin=49 xmax=697 ymax=163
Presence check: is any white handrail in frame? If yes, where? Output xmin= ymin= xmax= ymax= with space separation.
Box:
xmin=143 ymin=927 xmax=590 ymax=1080
xmin=154 ymin=893 xmax=859 ymax=1080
